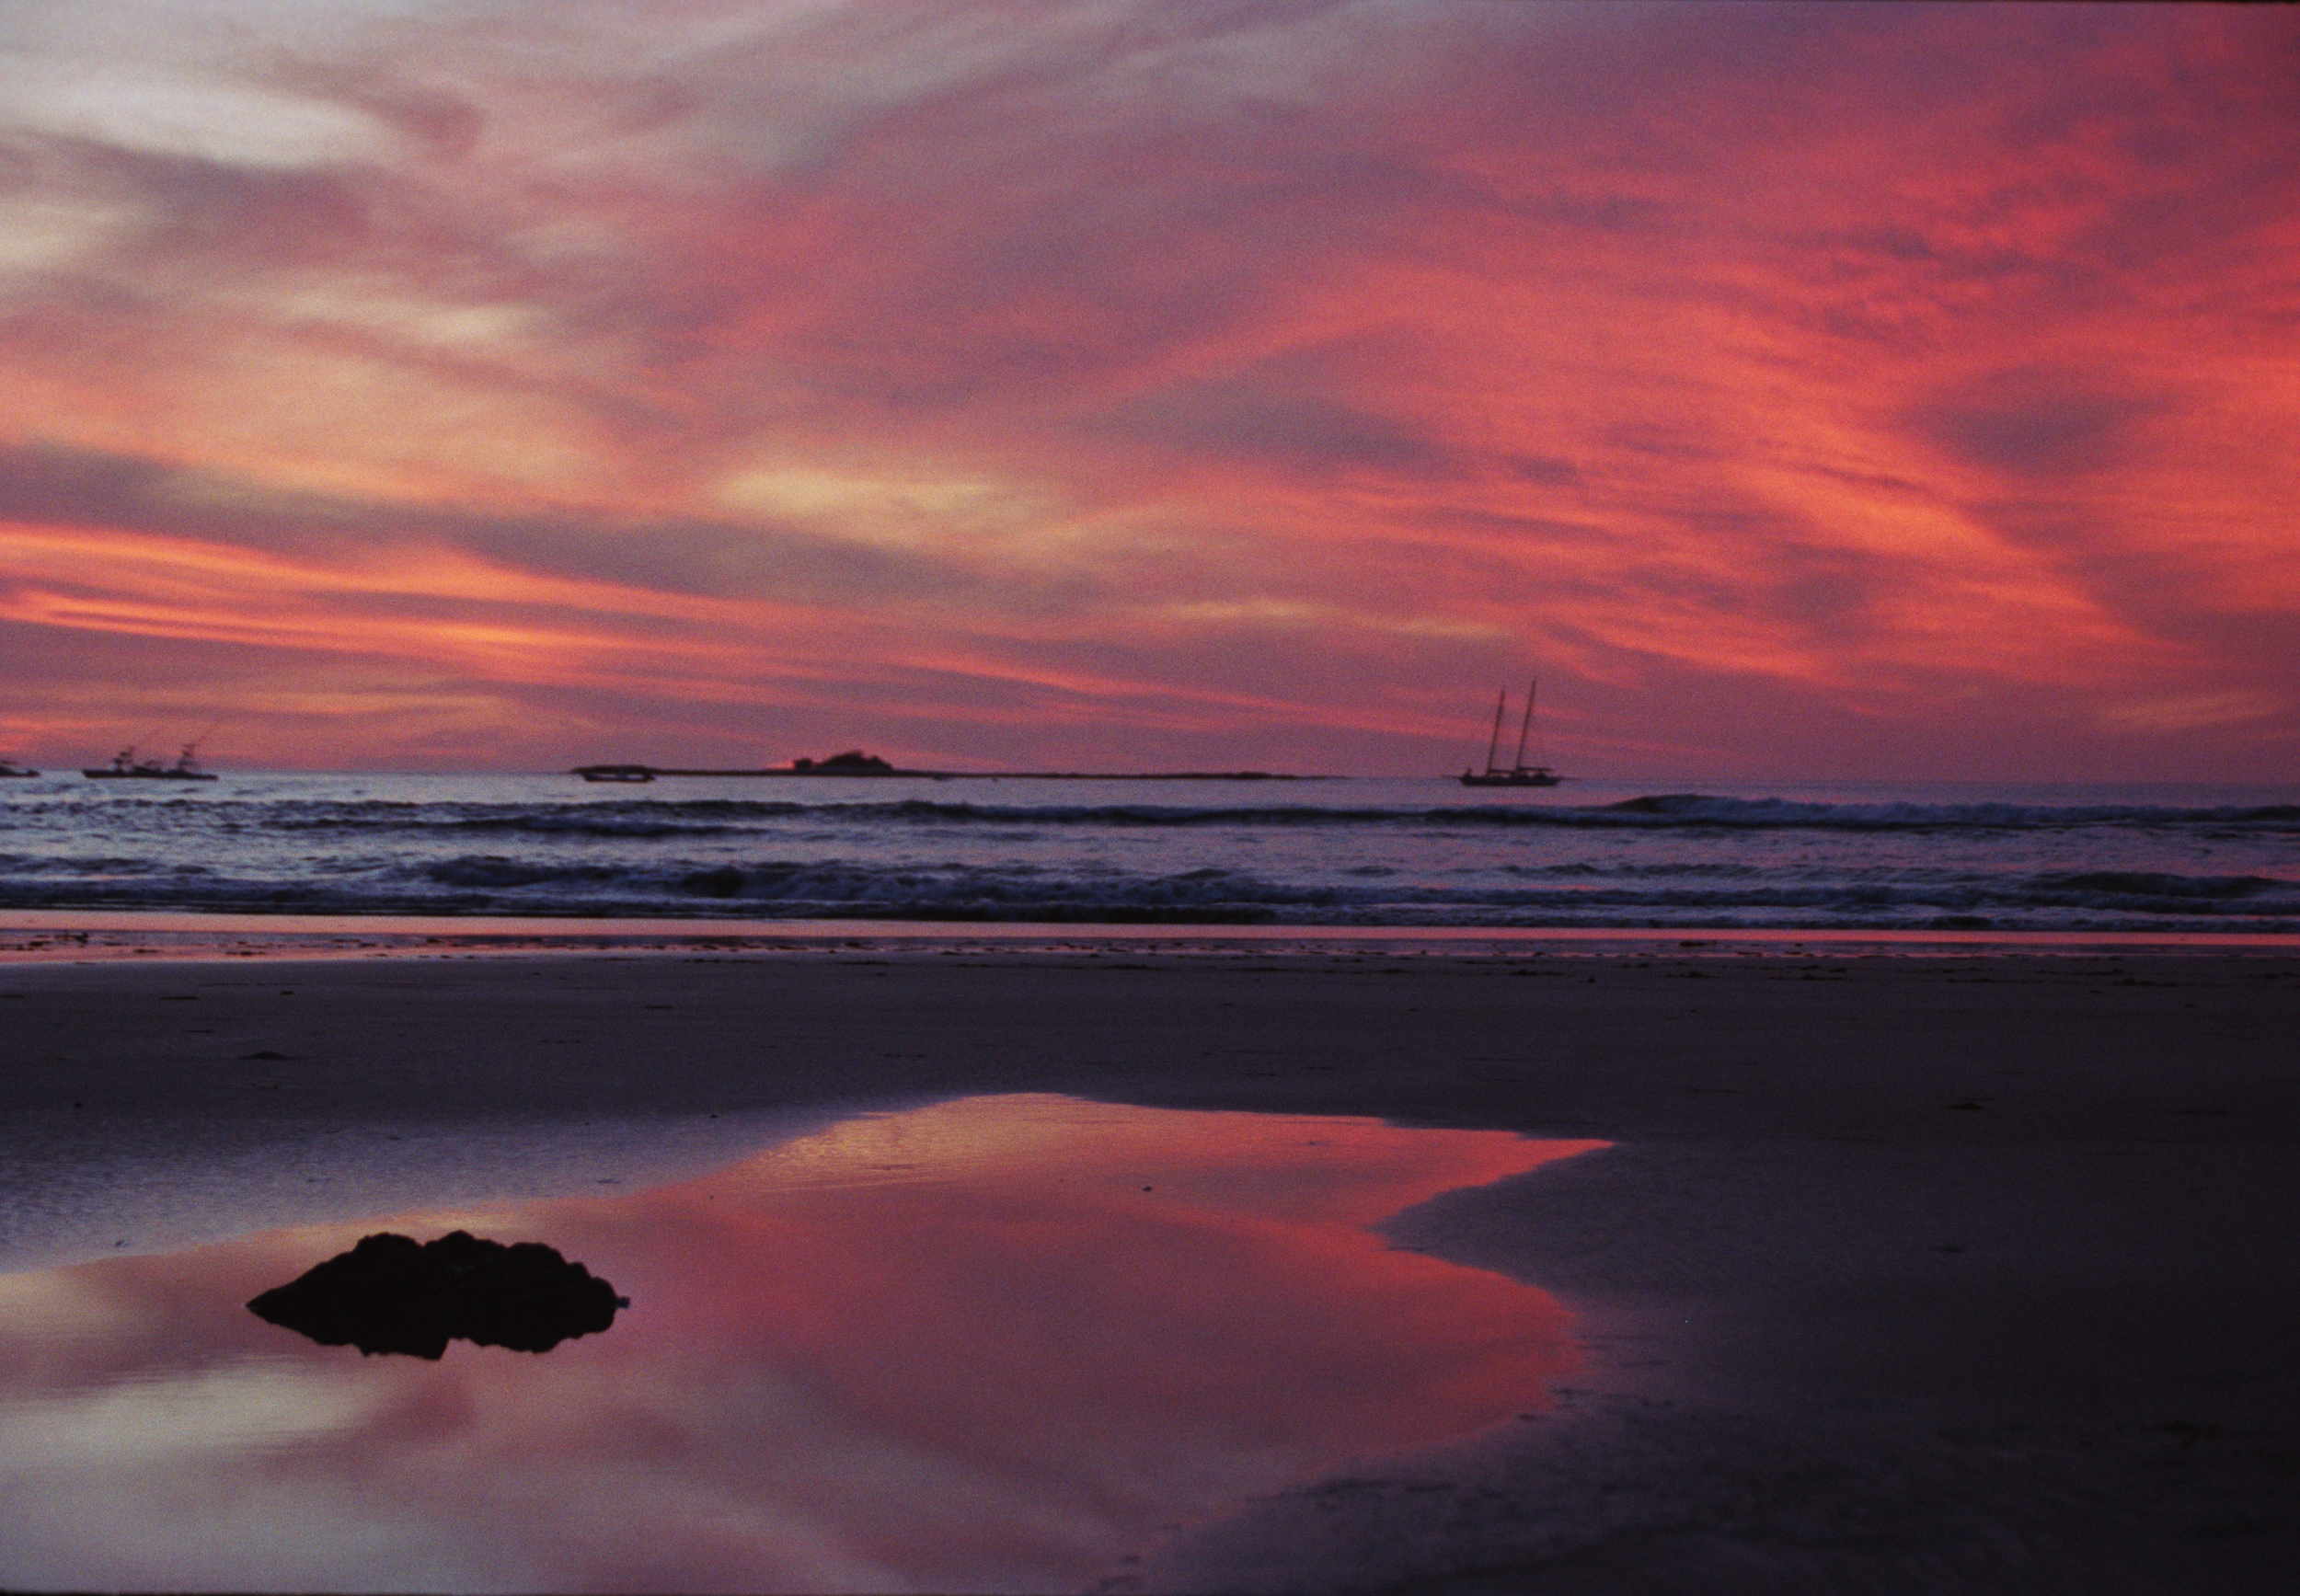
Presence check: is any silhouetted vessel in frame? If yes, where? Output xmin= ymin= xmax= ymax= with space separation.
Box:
xmin=0 ymin=758 xmax=36 ymax=777
xmin=83 ymin=742 xmax=219 ymax=781
xmin=1459 ymin=682 xmax=1561 ymax=787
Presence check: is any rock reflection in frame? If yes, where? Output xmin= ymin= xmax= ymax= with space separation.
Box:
xmin=247 ymin=1231 xmax=629 ymax=1359
xmin=0 ymin=1096 xmax=1601 ymax=1594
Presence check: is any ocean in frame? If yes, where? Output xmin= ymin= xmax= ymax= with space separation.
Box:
xmin=2 ymin=771 xmax=2294 ymax=935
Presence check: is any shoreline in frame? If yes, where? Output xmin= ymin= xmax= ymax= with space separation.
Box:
xmin=6 ymin=905 xmax=2299 ymax=963
xmin=5 ymin=947 xmax=2296 ymax=1590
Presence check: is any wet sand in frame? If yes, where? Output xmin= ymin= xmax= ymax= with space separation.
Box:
xmin=5 ymin=946 xmax=2298 ymax=1591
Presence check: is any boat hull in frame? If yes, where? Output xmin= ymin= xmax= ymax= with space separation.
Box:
xmin=82 ymin=770 xmax=219 ymax=781
xmin=1459 ymin=770 xmax=1561 ymax=787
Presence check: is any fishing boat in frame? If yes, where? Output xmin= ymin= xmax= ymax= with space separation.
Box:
xmin=82 ymin=742 xmax=219 ymax=781
xmin=0 ymin=758 xmax=37 ymax=777
xmin=1460 ymin=682 xmax=1561 ymax=787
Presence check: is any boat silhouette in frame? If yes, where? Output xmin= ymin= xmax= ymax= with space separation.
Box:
xmin=1459 ymin=682 xmax=1561 ymax=787
xmin=83 ymin=742 xmax=219 ymax=781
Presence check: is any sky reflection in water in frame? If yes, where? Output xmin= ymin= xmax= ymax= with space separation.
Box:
xmin=0 ymin=1096 xmax=1600 ymax=1592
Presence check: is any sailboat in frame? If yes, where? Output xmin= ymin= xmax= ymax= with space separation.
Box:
xmin=1459 ymin=681 xmax=1561 ymax=787
xmin=82 ymin=741 xmax=219 ymax=781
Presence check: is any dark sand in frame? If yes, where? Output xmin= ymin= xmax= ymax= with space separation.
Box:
xmin=5 ymin=946 xmax=2297 ymax=1591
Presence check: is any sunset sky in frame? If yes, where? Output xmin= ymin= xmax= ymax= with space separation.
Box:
xmin=1 ymin=0 xmax=2294 ymax=779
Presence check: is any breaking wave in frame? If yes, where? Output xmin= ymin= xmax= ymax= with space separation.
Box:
xmin=2 ymin=854 xmax=2294 ymax=932
xmin=8 ymin=793 xmax=2298 ymax=839
xmin=5 ymin=776 xmax=2293 ymax=932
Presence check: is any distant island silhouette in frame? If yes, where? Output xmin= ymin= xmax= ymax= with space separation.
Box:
xmin=574 ymin=750 xmax=1327 ymax=782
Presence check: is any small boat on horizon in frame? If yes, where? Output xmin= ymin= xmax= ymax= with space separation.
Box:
xmin=1460 ymin=681 xmax=1562 ymax=788
xmin=82 ymin=742 xmax=220 ymax=781
xmin=0 ymin=757 xmax=37 ymax=777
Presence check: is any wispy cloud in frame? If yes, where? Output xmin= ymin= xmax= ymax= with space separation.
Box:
xmin=0 ymin=0 xmax=2294 ymax=775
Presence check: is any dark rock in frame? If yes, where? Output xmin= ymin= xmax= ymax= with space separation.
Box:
xmin=248 ymin=1231 xmax=629 ymax=1360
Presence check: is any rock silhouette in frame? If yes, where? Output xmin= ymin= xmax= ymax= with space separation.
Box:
xmin=247 ymin=1231 xmax=629 ymax=1360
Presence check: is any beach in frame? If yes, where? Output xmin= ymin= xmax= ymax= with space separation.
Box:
xmin=5 ymin=942 xmax=2298 ymax=1590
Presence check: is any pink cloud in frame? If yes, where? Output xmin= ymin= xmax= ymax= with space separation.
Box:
xmin=0 ymin=2 xmax=2292 ymax=775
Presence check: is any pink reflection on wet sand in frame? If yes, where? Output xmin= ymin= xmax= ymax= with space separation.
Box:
xmin=0 ymin=1096 xmax=1601 ymax=1593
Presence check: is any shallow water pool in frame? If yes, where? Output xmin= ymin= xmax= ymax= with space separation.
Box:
xmin=0 ymin=1096 xmax=1599 ymax=1592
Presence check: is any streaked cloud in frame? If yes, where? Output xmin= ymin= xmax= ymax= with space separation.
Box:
xmin=2098 ymin=692 xmax=2289 ymax=737
xmin=0 ymin=0 xmax=2294 ymax=776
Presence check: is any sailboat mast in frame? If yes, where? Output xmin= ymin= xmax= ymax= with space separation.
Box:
xmin=1485 ymin=691 xmax=1506 ymax=774
xmin=1512 ymin=678 xmax=1536 ymax=770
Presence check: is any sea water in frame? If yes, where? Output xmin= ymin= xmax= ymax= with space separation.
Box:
xmin=0 ymin=772 xmax=2294 ymax=935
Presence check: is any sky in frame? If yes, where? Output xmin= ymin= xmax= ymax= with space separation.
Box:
xmin=0 ymin=0 xmax=2294 ymax=780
